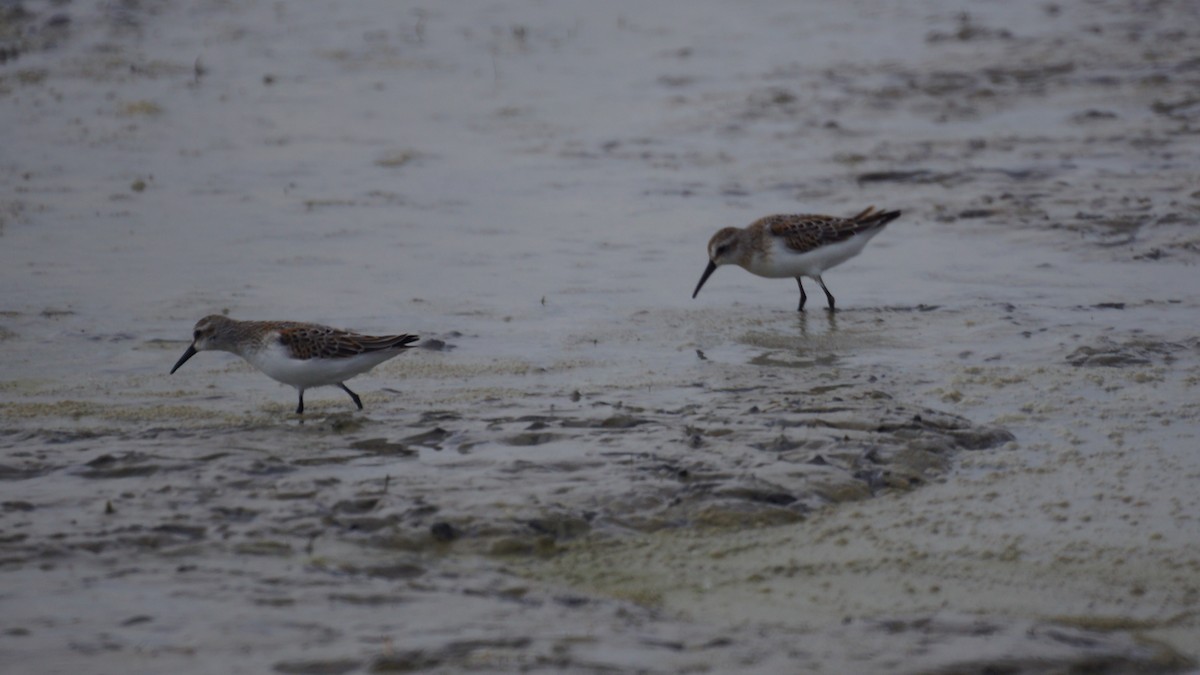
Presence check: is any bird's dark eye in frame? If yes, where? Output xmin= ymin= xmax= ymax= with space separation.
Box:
xmin=715 ymin=245 xmax=729 ymax=256
xmin=193 ymin=330 xmax=201 ymax=340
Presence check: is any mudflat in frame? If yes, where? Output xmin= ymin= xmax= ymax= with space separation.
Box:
xmin=1 ymin=1 xmax=1198 ymax=673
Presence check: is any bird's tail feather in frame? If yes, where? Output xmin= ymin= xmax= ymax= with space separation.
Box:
xmin=854 ymin=206 xmax=901 ymax=228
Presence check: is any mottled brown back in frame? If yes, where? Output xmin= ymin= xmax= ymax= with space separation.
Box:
xmin=273 ymin=322 xmax=419 ymax=360
xmin=763 ymin=206 xmax=901 ymax=254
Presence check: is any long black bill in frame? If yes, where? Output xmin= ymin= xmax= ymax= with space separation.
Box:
xmin=692 ymin=260 xmax=718 ymax=298
xmin=170 ymin=344 xmax=198 ymax=374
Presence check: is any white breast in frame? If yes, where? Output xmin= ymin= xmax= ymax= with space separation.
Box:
xmin=242 ymin=340 xmax=401 ymax=390
xmin=748 ymin=229 xmax=883 ymax=279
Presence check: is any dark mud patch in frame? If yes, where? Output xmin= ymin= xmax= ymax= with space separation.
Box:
xmin=8 ymin=382 xmax=1006 ymax=567
xmin=862 ymin=616 xmax=1192 ymax=674
xmin=560 ymin=413 xmax=651 ymax=429
xmin=502 ymin=431 xmax=562 ymax=446
xmin=1067 ymin=337 xmax=1197 ymax=368
xmin=400 ymin=427 xmax=450 ymax=448
xmin=273 ymin=658 xmax=363 ymax=675
xmin=368 ymin=638 xmax=534 ymax=674
xmin=366 ymin=386 xmax=1017 ymax=552
xmin=349 ymin=438 xmax=416 ymax=457
xmin=80 ymin=451 xmax=172 ymax=479
xmin=0 ymin=462 xmax=55 ymax=481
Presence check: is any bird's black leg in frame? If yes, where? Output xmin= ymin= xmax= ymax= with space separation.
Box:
xmin=338 ymin=383 xmax=363 ymax=410
xmin=815 ymin=276 xmax=836 ymax=311
xmin=795 ymin=277 xmax=808 ymax=312
xmin=296 ymin=390 xmax=305 ymax=415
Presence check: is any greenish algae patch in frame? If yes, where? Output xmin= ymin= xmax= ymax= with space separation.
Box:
xmin=0 ymin=400 xmax=243 ymax=426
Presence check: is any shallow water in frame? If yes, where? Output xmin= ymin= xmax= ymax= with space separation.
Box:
xmin=2 ymin=0 xmax=1200 ymax=672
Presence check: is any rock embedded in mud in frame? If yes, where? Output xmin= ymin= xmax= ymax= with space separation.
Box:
xmin=430 ymin=522 xmax=460 ymax=542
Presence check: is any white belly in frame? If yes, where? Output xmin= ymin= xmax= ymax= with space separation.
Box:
xmin=748 ymin=229 xmax=881 ymax=279
xmin=243 ymin=342 xmax=401 ymax=390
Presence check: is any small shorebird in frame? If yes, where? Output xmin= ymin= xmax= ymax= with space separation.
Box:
xmin=170 ymin=315 xmax=419 ymax=414
xmin=692 ymin=206 xmax=900 ymax=311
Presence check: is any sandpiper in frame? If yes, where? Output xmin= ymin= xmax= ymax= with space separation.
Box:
xmin=170 ymin=314 xmax=418 ymax=414
xmin=692 ymin=206 xmax=900 ymax=311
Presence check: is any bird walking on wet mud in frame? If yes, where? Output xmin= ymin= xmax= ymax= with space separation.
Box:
xmin=692 ymin=206 xmax=901 ymax=311
xmin=170 ymin=314 xmax=418 ymax=414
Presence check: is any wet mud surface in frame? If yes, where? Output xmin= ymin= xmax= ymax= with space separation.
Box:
xmin=2 ymin=0 xmax=1200 ymax=672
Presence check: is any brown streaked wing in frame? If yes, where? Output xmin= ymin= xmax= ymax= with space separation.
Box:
xmin=277 ymin=324 xmax=418 ymax=360
xmin=764 ymin=214 xmax=872 ymax=254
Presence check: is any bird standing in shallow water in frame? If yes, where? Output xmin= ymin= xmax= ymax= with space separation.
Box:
xmin=692 ymin=206 xmax=901 ymax=311
xmin=170 ymin=314 xmax=418 ymax=414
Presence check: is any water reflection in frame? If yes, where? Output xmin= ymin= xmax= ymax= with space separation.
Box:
xmin=795 ymin=309 xmax=838 ymax=338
